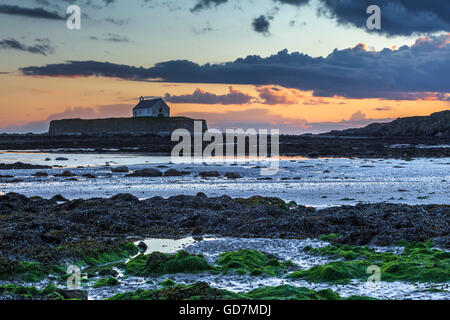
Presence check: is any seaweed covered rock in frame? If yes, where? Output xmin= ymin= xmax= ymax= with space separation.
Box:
xmin=319 ymin=233 xmax=341 ymax=242
xmin=0 ymin=259 xmax=65 ymax=282
xmin=77 ymin=242 xmax=140 ymax=266
xmin=93 ymin=276 xmax=121 ymax=288
xmin=245 ymin=285 xmax=367 ymax=300
xmin=290 ymin=241 xmax=450 ymax=283
xmin=108 ymin=282 xmax=374 ymax=301
xmin=215 ymin=249 xmax=295 ymax=276
xmin=0 ymin=283 xmax=65 ymax=300
xmin=108 ymin=282 xmax=242 ymax=300
xmin=288 ymin=260 xmax=368 ymax=284
xmin=125 ymin=251 xmax=210 ymax=276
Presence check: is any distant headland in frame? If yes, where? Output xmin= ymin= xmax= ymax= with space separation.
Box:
xmin=322 ymin=110 xmax=450 ymax=138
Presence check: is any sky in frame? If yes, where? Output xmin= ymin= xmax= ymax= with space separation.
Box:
xmin=0 ymin=0 xmax=449 ymax=134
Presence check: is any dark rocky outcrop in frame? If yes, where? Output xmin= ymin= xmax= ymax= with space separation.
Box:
xmin=225 ymin=172 xmax=243 ymax=179
xmin=0 ymin=162 xmax=51 ymax=170
xmin=55 ymin=171 xmax=75 ymax=177
xmin=0 ymin=192 xmax=447 ymax=268
xmin=163 ymin=169 xmax=190 ymax=177
xmin=199 ymin=171 xmax=221 ymax=177
xmin=33 ymin=171 xmax=49 ymax=177
xmin=324 ymin=110 xmax=450 ymax=138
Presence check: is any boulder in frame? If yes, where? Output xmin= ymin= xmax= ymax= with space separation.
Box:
xmin=50 ymin=194 xmax=69 ymax=202
xmin=199 ymin=171 xmax=220 ymax=178
xmin=137 ymin=241 xmax=148 ymax=252
xmin=164 ymin=169 xmax=190 ymax=177
xmin=111 ymin=166 xmax=129 ymax=173
xmin=224 ymin=172 xmax=242 ymax=179
xmin=33 ymin=171 xmax=49 ymax=177
xmin=56 ymin=171 xmax=75 ymax=177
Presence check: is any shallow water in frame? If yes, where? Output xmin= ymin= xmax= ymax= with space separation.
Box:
xmin=0 ymin=152 xmax=449 ymax=206
xmin=1 ymin=151 xmax=449 ymax=300
xmin=2 ymin=237 xmax=448 ymax=300
xmin=90 ymin=237 xmax=450 ymax=300
xmin=135 ymin=237 xmax=196 ymax=255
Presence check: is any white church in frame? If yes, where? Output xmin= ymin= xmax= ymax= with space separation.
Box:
xmin=133 ymin=97 xmax=170 ymax=118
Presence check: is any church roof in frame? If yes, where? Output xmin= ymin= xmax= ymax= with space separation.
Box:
xmin=134 ymin=98 xmax=166 ymax=110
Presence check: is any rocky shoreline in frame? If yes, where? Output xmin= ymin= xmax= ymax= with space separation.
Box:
xmin=0 ymin=135 xmax=449 ymax=158
xmin=0 ymin=192 xmax=448 ymax=266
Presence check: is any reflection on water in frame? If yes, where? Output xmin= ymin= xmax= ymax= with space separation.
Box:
xmin=1 ymin=152 xmax=449 ymax=207
xmin=135 ymin=237 xmax=197 ymax=255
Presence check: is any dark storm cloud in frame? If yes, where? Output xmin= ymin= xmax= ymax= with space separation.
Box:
xmin=164 ymin=86 xmax=254 ymax=105
xmin=318 ymin=0 xmax=450 ymax=36
xmin=190 ymin=0 xmax=449 ymax=36
xmin=274 ymin=0 xmax=310 ymax=6
xmin=0 ymin=4 xmax=64 ymax=20
xmin=0 ymin=38 xmax=55 ymax=56
xmin=252 ymin=15 xmax=271 ymax=35
xmin=20 ymin=34 xmax=450 ymax=99
xmin=191 ymin=0 xmax=311 ymax=12
xmin=191 ymin=0 xmax=228 ymax=12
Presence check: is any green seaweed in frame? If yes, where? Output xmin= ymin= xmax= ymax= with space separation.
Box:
xmin=93 ymin=276 xmax=121 ymax=288
xmin=245 ymin=285 xmax=342 ymax=300
xmin=78 ymin=242 xmax=140 ymax=266
xmin=288 ymin=260 xmax=369 ymax=284
xmin=109 ymin=282 xmax=242 ymax=300
xmin=125 ymin=251 xmax=210 ymax=276
xmin=108 ymin=282 xmax=375 ymax=301
xmin=319 ymin=233 xmax=341 ymax=242
xmin=0 ymin=259 xmax=65 ymax=282
xmin=215 ymin=249 xmax=295 ymax=276
xmin=290 ymin=241 xmax=450 ymax=284
xmin=0 ymin=283 xmax=64 ymax=300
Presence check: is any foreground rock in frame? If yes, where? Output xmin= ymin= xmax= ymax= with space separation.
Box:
xmin=0 ymin=193 xmax=448 ymax=270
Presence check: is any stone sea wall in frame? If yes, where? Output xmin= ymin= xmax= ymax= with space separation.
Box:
xmin=48 ymin=117 xmax=207 ymax=136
